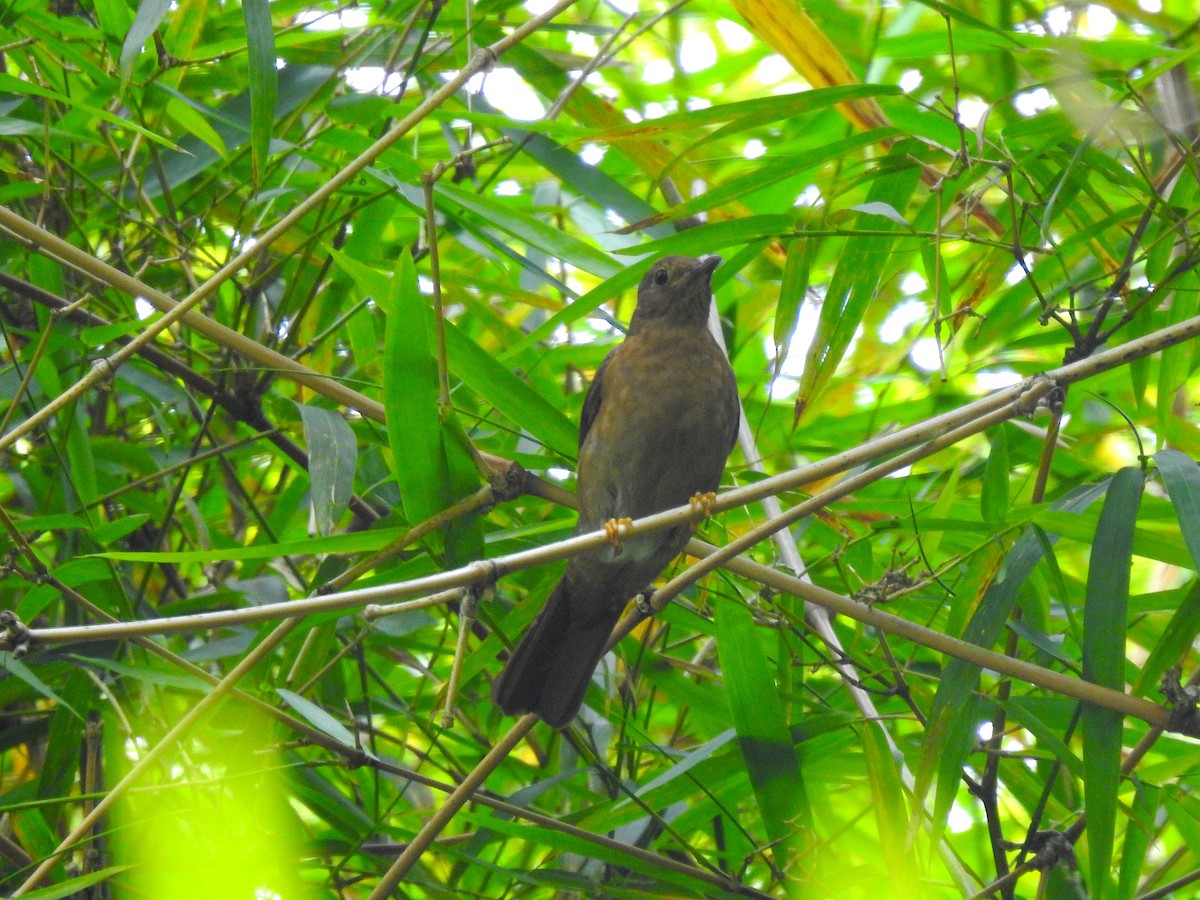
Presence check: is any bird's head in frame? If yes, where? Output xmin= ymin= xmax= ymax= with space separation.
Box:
xmin=628 ymin=254 xmax=721 ymax=333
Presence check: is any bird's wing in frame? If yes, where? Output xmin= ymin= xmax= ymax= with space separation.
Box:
xmin=723 ymin=372 xmax=741 ymax=455
xmin=577 ymin=350 xmax=612 ymax=450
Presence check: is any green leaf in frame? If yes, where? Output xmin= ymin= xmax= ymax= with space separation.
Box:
xmin=164 ymin=96 xmax=228 ymax=157
xmin=277 ymin=688 xmax=369 ymax=754
xmin=1132 ymin=581 xmax=1200 ymax=697
xmin=435 ymin=182 xmax=619 ymax=278
xmin=2 ymin=657 xmax=80 ymax=717
xmin=0 ymin=73 xmax=178 ymax=148
xmin=381 ymin=252 xmax=482 ymax=562
xmin=91 ymin=0 xmax=132 ymax=45
xmin=916 ymin=481 xmax=1109 ymax=829
xmin=64 ymin=413 xmax=98 ymax=507
xmin=443 ymin=321 xmax=577 ymax=458
xmin=38 ymin=671 xmax=95 ymax=802
xmin=614 ymin=214 xmax=797 ymax=259
xmin=1116 ymin=779 xmax=1158 ymax=900
xmin=92 ymin=513 xmax=150 ymax=545
xmin=589 ymin=84 xmax=902 ymax=142
xmin=981 ymin=426 xmax=1010 ymax=527
xmin=140 ymin=65 xmax=331 ymax=199
xmin=384 ymin=251 xmax=446 ymax=532
xmin=295 ymin=403 xmax=357 ymax=537
xmin=773 ymin=235 xmax=817 ymax=369
xmin=94 ymin=524 xmax=414 ymax=561
xmin=439 ymin=407 xmax=485 ymax=566
xmin=242 ymin=0 xmax=277 ymax=186
xmin=795 ymin=141 xmax=922 ymax=417
xmin=634 ymin=129 xmax=894 ymax=228
xmin=120 ymin=0 xmax=171 ymax=77
xmin=861 ymin=720 xmax=919 ymax=895
xmin=506 ymin=262 xmax=645 ymax=357
xmin=1082 ymin=466 xmax=1143 ymax=900
xmin=1155 ymin=448 xmax=1200 ymax=573
xmin=714 ymin=598 xmax=806 ymax=870
xmin=72 ymin=655 xmax=209 ymax=691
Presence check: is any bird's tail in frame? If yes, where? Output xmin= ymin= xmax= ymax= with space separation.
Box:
xmin=490 ymin=576 xmax=618 ymax=729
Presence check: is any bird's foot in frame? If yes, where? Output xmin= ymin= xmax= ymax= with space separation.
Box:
xmin=688 ymin=491 xmax=718 ymax=531
xmin=604 ymin=516 xmax=634 ymax=552
xmin=634 ymin=588 xmax=656 ymax=615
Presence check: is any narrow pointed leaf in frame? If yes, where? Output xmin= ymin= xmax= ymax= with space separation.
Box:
xmin=1082 ymin=466 xmax=1143 ymax=900
xmin=241 ymin=0 xmax=276 ymax=185
xmin=295 ymin=403 xmax=356 ymax=537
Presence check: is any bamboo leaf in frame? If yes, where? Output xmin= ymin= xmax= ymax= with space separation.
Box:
xmin=1082 ymin=466 xmax=1143 ymax=900
xmin=242 ymin=0 xmax=277 ymax=186
xmin=714 ymin=598 xmax=807 ymax=870
xmin=444 ymin=321 xmax=577 ymax=458
xmin=1155 ymin=448 xmax=1200 ymax=572
xmin=384 ymin=251 xmax=448 ymax=536
xmin=795 ymin=140 xmax=921 ymax=419
xmin=295 ymin=403 xmax=356 ymax=537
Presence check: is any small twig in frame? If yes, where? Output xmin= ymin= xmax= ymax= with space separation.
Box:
xmin=441 ymin=589 xmax=479 ymax=727
xmin=363 ymin=587 xmax=467 ymax=622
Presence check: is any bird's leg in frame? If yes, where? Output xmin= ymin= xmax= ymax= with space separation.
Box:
xmin=603 ymin=517 xmax=634 ymax=552
xmin=688 ymin=491 xmax=718 ymax=531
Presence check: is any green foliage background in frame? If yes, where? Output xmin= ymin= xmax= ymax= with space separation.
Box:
xmin=2 ymin=0 xmax=1200 ymax=897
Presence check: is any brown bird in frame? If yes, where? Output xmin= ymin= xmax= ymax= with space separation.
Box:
xmin=491 ymin=254 xmax=740 ymax=728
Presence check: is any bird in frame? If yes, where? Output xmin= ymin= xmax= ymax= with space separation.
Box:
xmin=491 ymin=254 xmax=740 ymax=728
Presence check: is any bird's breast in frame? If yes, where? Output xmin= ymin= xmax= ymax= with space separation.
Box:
xmin=576 ymin=324 xmax=737 ymax=529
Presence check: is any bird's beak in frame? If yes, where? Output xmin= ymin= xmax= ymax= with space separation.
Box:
xmin=698 ymin=254 xmax=722 ymax=276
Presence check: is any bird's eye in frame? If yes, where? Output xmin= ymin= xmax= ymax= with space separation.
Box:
xmin=653 ymin=268 xmax=670 ymax=286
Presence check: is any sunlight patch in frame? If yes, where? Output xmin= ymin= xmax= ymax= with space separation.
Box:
xmin=880 ymin=299 xmax=928 ymax=344
xmin=900 ymin=272 xmax=927 ymax=296
xmin=1014 ymin=87 xmax=1055 ymax=117
xmin=297 ymin=7 xmax=366 ymax=30
xmin=716 ymin=19 xmax=754 ymax=51
xmin=956 ymin=97 xmax=988 ymax=129
xmin=643 ymin=58 xmax=674 ymax=85
xmin=910 ymin=337 xmax=941 ymax=372
xmin=345 ymin=66 xmax=402 ymax=94
xmin=754 ymin=54 xmax=792 ymax=85
xmin=976 ymin=369 xmax=1022 ymax=391
xmin=744 ymin=138 xmax=766 ymax=159
xmin=480 ymin=68 xmax=544 ymax=121
xmin=794 ymin=184 xmax=822 ymax=207
xmin=680 ymin=32 xmax=717 ymax=73
xmin=580 ymin=143 xmax=605 ymax=165
xmin=1080 ymin=4 xmax=1117 ymax=38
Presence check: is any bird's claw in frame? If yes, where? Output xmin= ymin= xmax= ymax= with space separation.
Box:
xmin=688 ymin=491 xmax=717 ymax=531
xmin=604 ymin=516 xmax=634 ymax=552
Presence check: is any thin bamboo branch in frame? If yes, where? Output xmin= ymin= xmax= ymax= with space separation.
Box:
xmin=15 ymin=486 xmax=1170 ymax=733
xmin=707 ymin=548 xmax=1168 ymax=728
xmin=368 ymin=716 xmax=536 ymax=897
